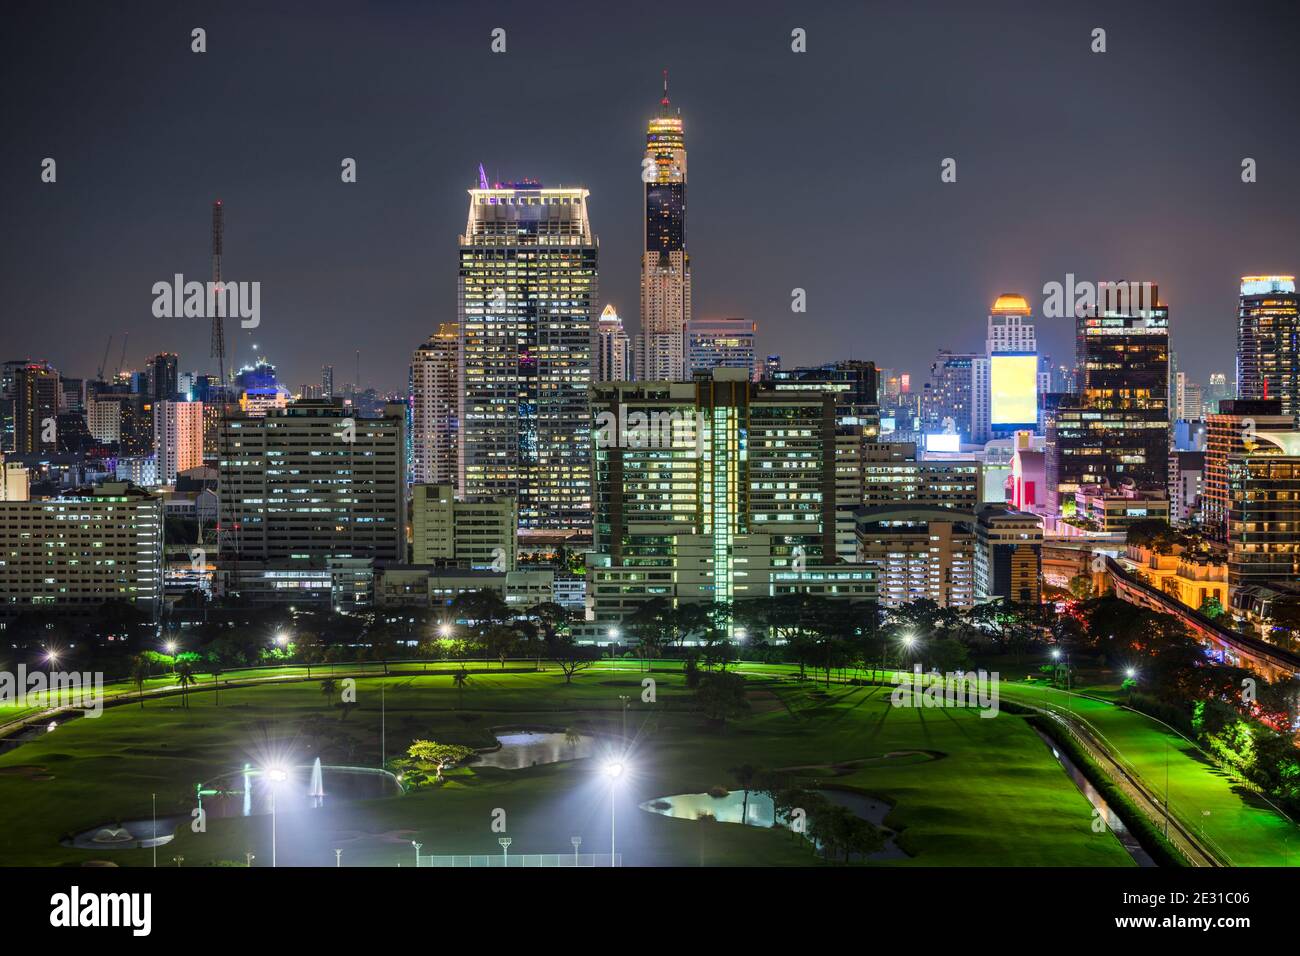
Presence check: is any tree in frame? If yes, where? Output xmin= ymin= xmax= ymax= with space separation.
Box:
xmin=320 ymin=678 xmax=337 ymax=710
xmin=1067 ymin=574 xmax=1093 ymax=602
xmin=695 ymin=672 xmax=750 ymax=726
xmin=449 ymin=589 xmax=510 ymax=636
xmin=130 ymin=654 xmax=150 ymax=709
xmin=175 ymin=661 xmax=196 ymax=709
xmin=406 ymin=740 xmax=475 ymax=782
xmin=730 ymin=763 xmax=758 ymax=823
xmin=482 ymin=624 xmax=519 ymax=668
xmin=550 ymin=637 xmax=599 ymax=684
xmin=1268 ymin=597 xmax=1300 ymax=652
xmin=1198 ymin=595 xmax=1226 ymax=620
xmin=210 ymin=662 xmax=224 ymax=706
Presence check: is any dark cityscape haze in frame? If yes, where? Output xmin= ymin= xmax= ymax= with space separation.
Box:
xmin=3 ymin=0 xmax=1299 ymax=387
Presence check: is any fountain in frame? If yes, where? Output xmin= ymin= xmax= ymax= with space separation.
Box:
xmin=309 ymin=757 xmax=324 ymax=808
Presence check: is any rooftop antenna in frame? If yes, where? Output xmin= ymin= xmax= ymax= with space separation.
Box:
xmin=661 ymin=68 xmax=669 ymax=108
xmin=478 ymin=163 xmax=489 ymax=190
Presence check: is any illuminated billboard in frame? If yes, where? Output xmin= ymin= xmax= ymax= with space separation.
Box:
xmin=925 ymin=432 xmax=961 ymax=453
xmin=990 ymin=353 xmax=1038 ymax=427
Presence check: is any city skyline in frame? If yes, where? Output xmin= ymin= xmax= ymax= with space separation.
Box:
xmin=5 ymin=0 xmax=1300 ymax=392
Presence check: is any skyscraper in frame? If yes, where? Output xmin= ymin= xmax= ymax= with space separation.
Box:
xmin=146 ymin=352 xmax=180 ymax=402
xmin=686 ymin=317 xmax=756 ymax=378
xmin=458 ymin=180 xmax=597 ymax=530
xmin=322 ymin=365 xmax=335 ymax=398
xmin=217 ymin=400 xmax=406 ymax=562
xmin=595 ymin=305 xmax=632 ymax=382
xmin=411 ymin=323 xmax=460 ymax=487
xmin=1237 ymin=275 xmax=1299 ymax=415
xmin=1046 ymin=284 xmax=1170 ymax=511
xmin=13 ymin=362 xmax=59 ymax=454
xmin=978 ymin=293 xmax=1039 ymax=443
xmin=154 ymin=400 xmax=205 ymax=485
xmin=636 ymin=74 xmax=691 ymax=381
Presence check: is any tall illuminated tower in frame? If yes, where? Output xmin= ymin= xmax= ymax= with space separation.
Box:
xmin=636 ymin=72 xmax=691 ymax=381
xmin=457 ymin=179 xmax=597 ymax=531
xmin=411 ymin=323 xmax=460 ymax=487
xmin=1237 ymin=275 xmax=1299 ymax=415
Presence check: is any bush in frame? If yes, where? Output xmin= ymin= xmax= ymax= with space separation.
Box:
xmin=706 ymin=785 xmax=730 ymax=798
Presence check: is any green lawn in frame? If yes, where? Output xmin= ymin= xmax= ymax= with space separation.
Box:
xmin=0 ymin=666 xmax=1131 ymax=867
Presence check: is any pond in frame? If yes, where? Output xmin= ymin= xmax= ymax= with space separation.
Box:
xmin=473 ymin=731 xmax=597 ymax=770
xmin=199 ymin=763 xmax=401 ymax=818
xmin=640 ymin=788 xmax=906 ymax=860
xmin=64 ymin=815 xmax=189 ymax=851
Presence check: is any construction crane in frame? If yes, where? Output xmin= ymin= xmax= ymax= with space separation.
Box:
xmin=115 ymin=332 xmax=129 ymax=377
xmin=97 ymin=335 xmax=113 ymax=380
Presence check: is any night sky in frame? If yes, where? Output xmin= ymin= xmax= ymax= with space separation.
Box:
xmin=3 ymin=0 xmax=1298 ymax=392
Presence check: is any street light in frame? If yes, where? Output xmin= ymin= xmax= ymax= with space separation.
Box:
xmin=334 ymin=849 xmax=342 ymax=867
xmin=245 ymin=852 xmax=255 ymax=867
xmin=498 ymin=836 xmax=512 ymax=866
xmin=412 ymin=840 xmax=422 ymax=867
xmin=571 ymin=835 xmax=582 ymax=866
xmin=438 ymin=623 xmax=452 ymax=639
xmin=266 ymin=767 xmax=288 ymax=867
xmin=274 ymin=632 xmax=288 ymax=648
xmin=603 ymin=760 xmax=625 ymax=867
xmin=165 ymin=641 xmax=178 ymax=674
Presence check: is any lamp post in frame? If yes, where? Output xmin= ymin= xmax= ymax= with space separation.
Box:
xmin=498 ymin=836 xmax=512 ymax=866
xmin=334 ymin=849 xmax=342 ymax=867
xmin=618 ymin=694 xmax=630 ymax=741
xmin=246 ymin=852 xmax=255 ymax=867
xmin=603 ymin=760 xmax=624 ymax=867
xmin=266 ymin=767 xmax=288 ymax=867
xmin=571 ymin=835 xmax=582 ymax=866
xmin=165 ymin=641 xmax=177 ymax=674
xmin=412 ymin=840 xmax=422 ymax=867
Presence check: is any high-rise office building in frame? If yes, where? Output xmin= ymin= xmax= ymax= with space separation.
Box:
xmin=636 ymin=75 xmax=691 ymax=381
xmin=1237 ymin=275 xmax=1299 ymax=415
xmin=1202 ymin=399 xmax=1296 ymax=539
xmin=1175 ymin=373 xmax=1204 ymax=421
xmin=217 ymin=400 xmax=406 ymax=562
xmin=146 ymin=352 xmax=180 ymax=402
xmin=1227 ymin=430 xmax=1300 ymax=601
xmin=154 ymin=400 xmax=205 ymax=485
xmin=978 ymin=293 xmax=1039 ymax=444
xmin=926 ymin=351 xmax=977 ymax=440
xmin=0 ymin=482 xmax=164 ymax=620
xmin=411 ymin=323 xmax=460 ymax=487
xmin=13 ymin=362 xmax=59 ymax=454
xmin=458 ymin=181 xmax=597 ymax=531
xmin=589 ymin=369 xmax=875 ymax=631
xmin=686 ymin=318 xmax=756 ymax=378
xmin=595 ymin=305 xmax=632 ymax=382
xmin=1046 ymin=284 xmax=1170 ymax=512
xmin=974 ymin=504 xmax=1043 ymax=605
xmin=321 ymin=365 xmax=335 ymax=398
xmin=411 ymin=482 xmax=517 ymax=570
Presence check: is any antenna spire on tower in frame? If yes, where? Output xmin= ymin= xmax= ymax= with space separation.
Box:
xmin=661 ymin=68 xmax=670 ymax=107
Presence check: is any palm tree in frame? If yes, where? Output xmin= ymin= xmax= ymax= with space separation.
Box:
xmin=175 ymin=661 xmax=196 ymax=709
xmin=452 ymin=668 xmax=469 ymax=710
xmin=320 ymin=678 xmax=337 ymax=709
xmin=210 ymin=662 xmax=224 ymax=706
xmin=130 ymin=654 xmax=150 ymax=710
xmin=730 ymin=763 xmax=757 ymax=824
